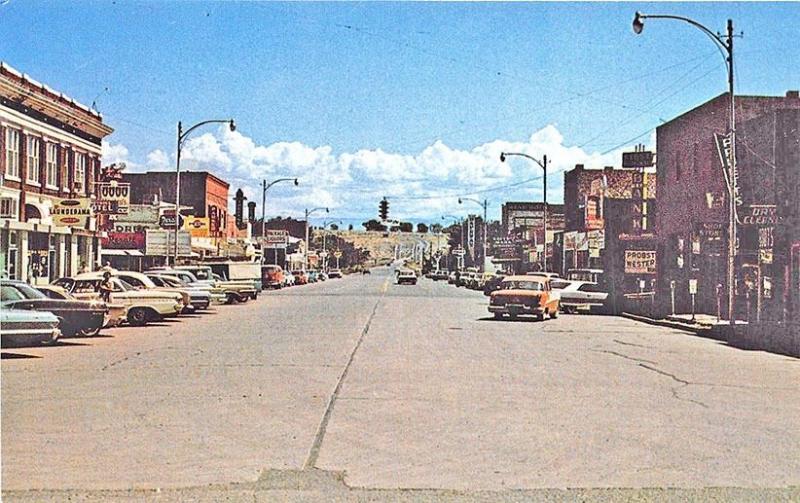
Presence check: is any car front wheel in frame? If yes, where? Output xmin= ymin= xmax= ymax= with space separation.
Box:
xmin=127 ymin=308 xmax=149 ymax=326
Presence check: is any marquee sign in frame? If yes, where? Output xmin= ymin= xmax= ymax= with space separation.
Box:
xmin=93 ymin=182 xmax=130 ymax=215
xmin=263 ymin=229 xmax=289 ymax=248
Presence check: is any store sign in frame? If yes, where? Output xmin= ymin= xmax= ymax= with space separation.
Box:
xmin=624 ymin=250 xmax=657 ymax=274
xmin=492 ymin=238 xmax=521 ymax=260
xmin=588 ymin=229 xmax=605 ymax=250
xmin=564 ymin=231 xmax=577 ymax=251
xmin=93 ymin=182 xmax=130 ymax=215
xmin=52 ymin=198 xmax=92 ymax=227
xmin=183 ymin=216 xmax=211 ymax=238
xmin=740 ymin=205 xmax=778 ymax=225
xmin=264 ymin=229 xmax=289 ymax=248
xmin=102 ymin=231 xmax=145 ymax=250
xmin=159 ymin=214 xmax=185 ymax=229
xmin=714 ymin=132 xmax=742 ymax=207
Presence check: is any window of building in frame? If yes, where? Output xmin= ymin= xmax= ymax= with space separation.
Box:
xmin=0 ymin=197 xmax=18 ymax=218
xmin=26 ymin=136 xmax=41 ymax=183
xmin=46 ymin=143 xmax=58 ymax=187
xmin=73 ymin=152 xmax=86 ymax=193
xmin=5 ymin=128 xmax=20 ymax=178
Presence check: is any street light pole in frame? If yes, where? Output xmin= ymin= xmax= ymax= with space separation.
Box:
xmin=260 ymin=178 xmax=299 ymax=263
xmin=500 ymin=152 xmax=548 ymax=271
xmin=174 ymin=118 xmax=236 ymax=265
xmin=304 ymin=207 xmax=329 ymax=270
xmin=633 ymin=11 xmax=738 ymax=325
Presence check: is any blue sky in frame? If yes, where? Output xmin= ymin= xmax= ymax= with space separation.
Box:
xmin=2 ymin=1 xmax=797 ymax=225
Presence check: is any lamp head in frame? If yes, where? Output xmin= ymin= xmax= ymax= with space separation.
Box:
xmin=632 ymin=12 xmax=644 ymax=34
xmin=293 ymin=178 xmax=299 ymax=186
xmin=458 ymin=198 xmax=463 ymax=204
xmin=499 ymin=152 xmax=506 ymax=163
xmin=325 ymin=207 xmax=329 ymax=213
xmin=229 ymin=119 xmax=236 ymax=132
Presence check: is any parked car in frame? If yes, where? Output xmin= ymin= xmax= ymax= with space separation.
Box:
xmin=431 ymin=270 xmax=449 ymax=281
xmin=292 ymin=270 xmax=309 ymax=285
xmin=327 ymin=269 xmax=343 ymax=279
xmin=488 ymin=275 xmax=559 ymax=321
xmin=1 ymin=279 xmax=107 ymax=337
xmin=145 ymin=269 xmax=226 ymax=304
xmin=175 ymin=266 xmax=258 ymax=303
xmin=317 ymin=271 xmax=328 ymax=281
xmin=283 ymin=271 xmax=296 ymax=287
xmin=448 ymin=271 xmax=458 ymax=284
xmin=205 ymin=261 xmax=262 ymax=296
xmin=1 ymin=308 xmax=60 ymax=347
xmin=54 ymin=275 xmax=184 ymax=326
xmin=396 ymin=269 xmax=417 ymax=285
xmin=36 ymin=284 xmax=127 ymax=328
xmin=306 ymin=270 xmax=319 ymax=283
xmin=110 ymin=270 xmax=195 ymax=313
xmin=261 ymin=264 xmax=286 ymax=289
xmin=145 ymin=274 xmax=213 ymax=311
xmin=558 ymin=281 xmax=609 ymax=314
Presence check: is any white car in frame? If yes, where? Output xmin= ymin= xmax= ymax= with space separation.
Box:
xmin=55 ymin=275 xmax=184 ymax=326
xmin=396 ymin=269 xmax=417 ymax=285
xmin=557 ymin=280 xmax=609 ymax=313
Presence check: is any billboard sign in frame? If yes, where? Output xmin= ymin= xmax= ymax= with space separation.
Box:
xmin=145 ymin=229 xmax=191 ymax=256
xmin=624 ymin=250 xmax=657 ymax=274
xmin=102 ymin=231 xmax=145 ymax=250
xmin=622 ymin=151 xmax=655 ymax=168
xmin=52 ymin=198 xmax=92 ymax=228
xmin=263 ymin=229 xmax=289 ymax=248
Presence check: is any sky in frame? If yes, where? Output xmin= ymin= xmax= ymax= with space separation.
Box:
xmin=1 ymin=1 xmax=798 ymax=226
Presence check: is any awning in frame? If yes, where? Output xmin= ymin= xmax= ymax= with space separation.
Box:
xmin=102 ymin=249 xmax=143 ymax=257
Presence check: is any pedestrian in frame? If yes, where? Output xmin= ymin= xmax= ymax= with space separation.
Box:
xmin=79 ymin=262 xmax=90 ymax=274
xmin=98 ymin=271 xmax=114 ymax=303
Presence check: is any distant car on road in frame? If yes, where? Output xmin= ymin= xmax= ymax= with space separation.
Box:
xmin=396 ymin=269 xmax=417 ymax=285
xmin=291 ymin=270 xmax=309 ymax=285
xmin=327 ymin=269 xmax=343 ymax=279
xmin=488 ymin=275 xmax=559 ymax=321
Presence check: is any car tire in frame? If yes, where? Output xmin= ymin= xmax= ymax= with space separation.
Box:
xmin=78 ymin=325 xmax=102 ymax=337
xmin=226 ymin=293 xmax=237 ymax=305
xmin=493 ymin=312 xmax=503 ymax=320
xmin=536 ymin=312 xmax=545 ymax=322
xmin=550 ymin=309 xmax=558 ymax=319
xmin=127 ymin=307 xmax=149 ymax=326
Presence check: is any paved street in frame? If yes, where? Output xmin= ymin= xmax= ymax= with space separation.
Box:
xmin=3 ymin=267 xmax=800 ymax=500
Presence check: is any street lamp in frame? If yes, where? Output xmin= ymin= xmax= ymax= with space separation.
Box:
xmin=500 ymin=151 xmax=549 ymax=272
xmin=458 ymin=197 xmax=489 ymax=271
xmin=174 ymin=118 xmax=236 ymax=265
xmin=304 ymin=207 xmax=329 ymax=269
xmin=260 ymin=177 xmax=299 ymax=261
xmin=633 ymin=11 xmax=739 ymax=325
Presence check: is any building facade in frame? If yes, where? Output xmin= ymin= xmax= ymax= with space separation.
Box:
xmin=655 ymin=91 xmax=800 ymax=321
xmin=500 ymin=202 xmax=565 ymax=273
xmin=1 ymin=62 xmax=114 ymax=283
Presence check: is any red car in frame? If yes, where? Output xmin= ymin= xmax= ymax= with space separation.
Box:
xmin=291 ymin=270 xmax=309 ymax=285
xmin=261 ymin=264 xmax=286 ymax=289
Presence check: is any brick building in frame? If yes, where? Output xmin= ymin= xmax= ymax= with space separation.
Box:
xmin=1 ymin=62 xmax=114 ymax=283
xmin=121 ymin=171 xmax=230 ymax=240
xmin=560 ymin=164 xmax=656 ymax=276
xmin=655 ymin=91 xmax=800 ymax=321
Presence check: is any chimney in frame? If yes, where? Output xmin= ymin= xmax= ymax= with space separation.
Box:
xmin=786 ymin=90 xmax=799 ymax=99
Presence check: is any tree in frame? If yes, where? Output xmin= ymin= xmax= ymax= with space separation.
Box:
xmin=399 ymin=222 xmax=413 ymax=232
xmin=329 ymin=224 xmax=339 ymax=231
xmin=416 ymin=223 xmax=429 ymax=233
xmin=378 ymin=198 xmax=389 ymax=221
xmin=362 ymin=219 xmax=387 ymax=232
xmin=430 ymin=223 xmax=443 ymax=234
xmin=348 ymin=224 xmax=354 ymax=231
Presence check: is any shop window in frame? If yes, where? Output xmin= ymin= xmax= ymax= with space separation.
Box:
xmin=5 ymin=128 xmax=20 ymax=178
xmin=0 ymin=197 xmax=18 ymax=218
xmin=46 ymin=143 xmax=58 ymax=187
xmin=26 ymin=136 xmax=41 ymax=183
xmin=7 ymin=231 xmax=18 ymax=279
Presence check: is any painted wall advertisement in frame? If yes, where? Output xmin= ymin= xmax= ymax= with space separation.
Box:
xmin=183 ymin=216 xmax=211 ymax=238
xmin=624 ymin=250 xmax=657 ymax=274
xmin=52 ymin=198 xmax=92 ymax=227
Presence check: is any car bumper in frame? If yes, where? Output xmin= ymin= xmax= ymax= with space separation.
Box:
xmin=488 ymin=304 xmax=544 ymax=315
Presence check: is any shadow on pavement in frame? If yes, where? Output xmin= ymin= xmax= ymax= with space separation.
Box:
xmin=1 ymin=352 xmax=41 ymax=359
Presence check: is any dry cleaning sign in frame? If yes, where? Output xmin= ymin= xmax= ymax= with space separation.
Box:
xmin=53 ymin=198 xmax=92 ymax=227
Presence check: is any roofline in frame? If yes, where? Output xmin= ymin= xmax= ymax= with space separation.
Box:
xmin=123 ymin=170 xmax=230 ymax=188
xmin=1 ymin=61 xmax=102 ymax=119
xmin=658 ymin=91 xmax=798 ymax=130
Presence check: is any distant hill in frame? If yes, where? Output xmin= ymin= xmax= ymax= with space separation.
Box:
xmin=331 ymin=230 xmax=449 ymax=264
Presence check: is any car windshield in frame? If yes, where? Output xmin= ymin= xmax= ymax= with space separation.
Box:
xmin=53 ymin=277 xmax=75 ymax=290
xmin=1 ymin=285 xmax=26 ymax=302
xmin=551 ymin=280 xmax=571 ymax=290
xmin=117 ymin=279 xmax=135 ymax=291
xmin=11 ymin=282 xmax=47 ymax=299
xmin=501 ymin=280 xmax=544 ymax=291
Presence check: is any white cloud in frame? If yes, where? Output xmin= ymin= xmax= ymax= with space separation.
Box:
xmin=103 ymin=124 xmax=638 ymax=223
xmin=101 ymin=141 xmax=129 ymax=165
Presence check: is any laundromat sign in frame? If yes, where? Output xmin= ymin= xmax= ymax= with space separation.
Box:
xmin=53 ymin=198 xmax=92 ymax=227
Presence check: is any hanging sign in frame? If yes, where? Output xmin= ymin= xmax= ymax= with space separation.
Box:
xmin=93 ymin=182 xmax=130 ymax=215
xmin=52 ymin=198 xmax=92 ymax=227
xmin=624 ymin=250 xmax=656 ymax=274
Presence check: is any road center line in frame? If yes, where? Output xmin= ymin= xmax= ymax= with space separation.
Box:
xmin=304 ymin=275 xmax=390 ymax=469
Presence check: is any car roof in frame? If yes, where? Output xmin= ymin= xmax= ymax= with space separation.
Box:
xmin=502 ymin=275 xmax=547 ymax=282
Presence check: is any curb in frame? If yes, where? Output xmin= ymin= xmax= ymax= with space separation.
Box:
xmin=620 ymin=312 xmax=726 ymax=341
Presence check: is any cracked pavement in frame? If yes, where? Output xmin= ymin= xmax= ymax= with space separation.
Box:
xmin=2 ymin=267 xmax=799 ymax=500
